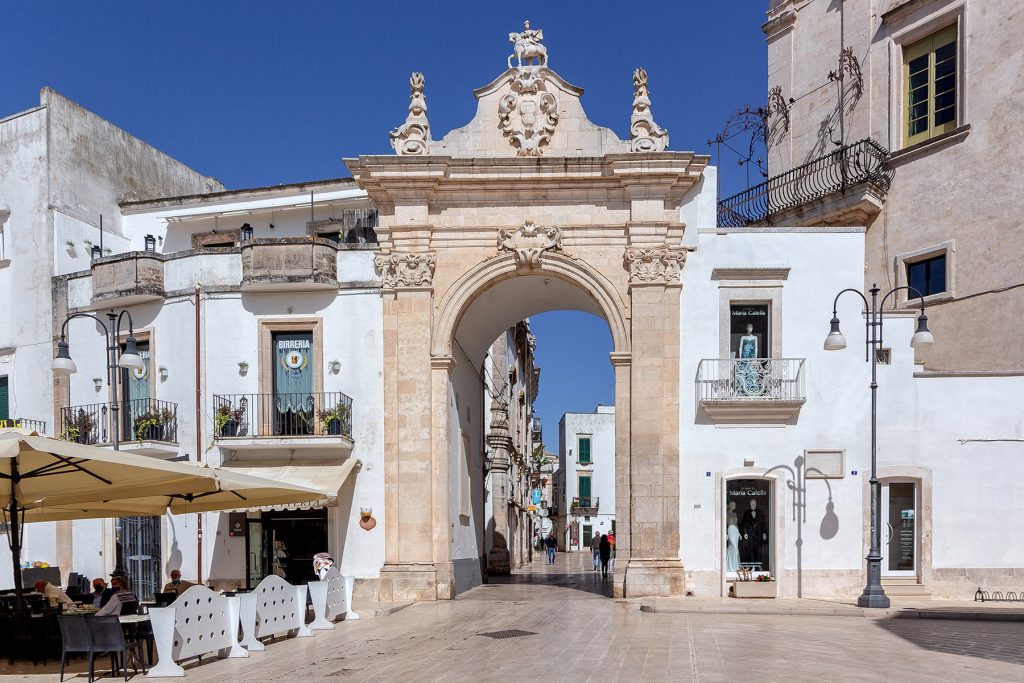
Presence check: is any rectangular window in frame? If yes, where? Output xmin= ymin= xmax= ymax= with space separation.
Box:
xmin=906 ymin=254 xmax=946 ymax=297
xmin=904 ymin=25 xmax=957 ymax=146
xmin=0 ymin=376 xmax=8 ymax=421
xmin=577 ymin=436 xmax=592 ymax=464
xmin=273 ymin=331 xmax=315 ymax=436
xmin=730 ymin=304 xmax=770 ymax=359
xmin=577 ymin=474 xmax=592 ymax=507
xmin=726 ymin=478 xmax=771 ymax=574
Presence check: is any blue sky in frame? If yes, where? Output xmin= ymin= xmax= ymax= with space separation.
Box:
xmin=2 ymin=1 xmax=769 ymax=454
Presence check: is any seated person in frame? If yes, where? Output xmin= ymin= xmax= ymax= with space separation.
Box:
xmin=34 ymin=580 xmax=75 ymax=606
xmin=162 ymin=569 xmax=195 ymax=594
xmin=91 ymin=578 xmax=116 ymax=608
xmin=95 ymin=576 xmax=139 ymax=616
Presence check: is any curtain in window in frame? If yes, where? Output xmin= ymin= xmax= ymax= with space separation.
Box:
xmin=274 ymin=333 xmax=314 ymax=414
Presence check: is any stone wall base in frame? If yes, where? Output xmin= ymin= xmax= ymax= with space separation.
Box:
xmin=622 ymin=559 xmax=687 ymax=597
xmin=377 ymin=562 xmax=455 ymax=601
xmin=931 ymin=568 xmax=1024 ymax=600
xmin=487 ymin=548 xmax=511 ymax=575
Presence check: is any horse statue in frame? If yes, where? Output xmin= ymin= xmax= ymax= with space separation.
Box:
xmin=508 ymin=20 xmax=547 ymax=68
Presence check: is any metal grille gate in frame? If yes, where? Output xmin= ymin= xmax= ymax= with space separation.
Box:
xmin=115 ymin=516 xmax=162 ymax=601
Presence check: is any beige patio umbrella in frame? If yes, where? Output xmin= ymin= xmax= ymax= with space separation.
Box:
xmin=0 ymin=429 xmax=323 ymax=602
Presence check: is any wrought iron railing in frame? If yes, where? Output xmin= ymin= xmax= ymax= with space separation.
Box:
xmin=60 ymin=399 xmax=179 ymax=445
xmin=212 ymin=392 xmax=353 ymax=439
xmin=0 ymin=418 xmax=47 ymax=434
xmin=697 ymin=358 xmax=806 ymax=402
xmin=717 ymin=138 xmax=893 ymax=227
xmin=571 ymin=496 xmax=599 ymax=512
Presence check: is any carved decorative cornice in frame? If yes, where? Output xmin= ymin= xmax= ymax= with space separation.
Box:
xmin=623 ymin=245 xmax=686 ymax=284
xmin=374 ymin=251 xmax=436 ymax=288
xmin=497 ymin=220 xmax=563 ymax=268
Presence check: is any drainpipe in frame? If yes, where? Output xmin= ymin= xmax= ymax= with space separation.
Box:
xmin=195 ymin=284 xmax=203 ymax=585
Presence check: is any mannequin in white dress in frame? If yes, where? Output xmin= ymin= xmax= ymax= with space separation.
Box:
xmin=726 ymin=511 xmax=740 ymax=572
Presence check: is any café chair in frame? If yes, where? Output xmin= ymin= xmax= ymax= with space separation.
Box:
xmin=88 ymin=615 xmax=147 ymax=681
xmin=57 ymin=615 xmax=92 ymax=682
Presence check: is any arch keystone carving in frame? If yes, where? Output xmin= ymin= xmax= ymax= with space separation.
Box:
xmin=497 ymin=220 xmax=564 ymax=269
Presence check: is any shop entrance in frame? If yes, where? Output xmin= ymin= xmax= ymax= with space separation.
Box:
xmin=245 ymin=508 xmax=327 ymax=587
xmin=725 ymin=478 xmax=772 ymax=577
xmin=882 ymin=481 xmax=918 ymax=578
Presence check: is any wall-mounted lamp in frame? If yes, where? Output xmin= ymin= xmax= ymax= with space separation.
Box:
xmin=144 ymin=234 xmax=156 ymax=252
xmin=240 ymin=223 xmax=253 ymax=241
xmin=158 ymin=366 xmax=169 ymax=382
xmin=92 ymin=377 xmax=103 ymax=392
xmin=238 ymin=361 xmax=249 ymax=376
xmin=90 ymin=245 xmax=102 ymax=261
xmin=328 ymin=360 xmax=341 ymax=375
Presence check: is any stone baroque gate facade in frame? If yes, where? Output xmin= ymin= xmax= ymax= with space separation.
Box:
xmin=346 ymin=23 xmax=709 ymax=599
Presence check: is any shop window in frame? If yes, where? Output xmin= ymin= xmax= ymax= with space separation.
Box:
xmin=725 ymin=479 xmax=771 ymax=574
xmin=577 ymin=436 xmax=592 ymax=464
xmin=730 ymin=304 xmax=770 ymax=359
xmin=906 ymin=253 xmax=946 ymax=297
xmin=904 ymin=25 xmax=957 ymax=146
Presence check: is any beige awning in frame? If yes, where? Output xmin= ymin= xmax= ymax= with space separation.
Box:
xmin=220 ymin=460 xmax=358 ymax=511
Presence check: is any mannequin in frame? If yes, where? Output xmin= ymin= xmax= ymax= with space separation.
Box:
xmin=739 ymin=499 xmax=768 ymax=567
xmin=726 ymin=510 xmax=740 ymax=572
xmin=738 ymin=323 xmax=758 ymax=359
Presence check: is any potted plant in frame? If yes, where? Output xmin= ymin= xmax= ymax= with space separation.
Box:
xmin=62 ymin=409 xmax=95 ymax=444
xmin=215 ymin=404 xmax=245 ymax=437
xmin=732 ymin=572 xmax=777 ymax=599
xmin=133 ymin=409 xmax=174 ymax=442
xmin=317 ymin=403 xmax=352 ymax=436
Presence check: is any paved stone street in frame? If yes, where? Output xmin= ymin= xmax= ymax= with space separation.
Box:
xmin=5 ymin=552 xmax=1023 ymax=682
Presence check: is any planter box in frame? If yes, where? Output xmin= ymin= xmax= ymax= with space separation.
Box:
xmin=732 ymin=581 xmax=777 ymax=599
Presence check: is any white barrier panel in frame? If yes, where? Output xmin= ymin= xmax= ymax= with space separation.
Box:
xmin=309 ymin=568 xmax=360 ymax=629
xmin=239 ymin=575 xmax=312 ymax=649
xmin=146 ymin=588 xmax=246 ymax=678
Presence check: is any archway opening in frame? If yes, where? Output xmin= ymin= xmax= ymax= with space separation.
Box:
xmin=444 ymin=271 xmax=623 ymax=597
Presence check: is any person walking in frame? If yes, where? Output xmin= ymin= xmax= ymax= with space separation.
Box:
xmin=590 ymin=532 xmax=602 ymax=571
xmin=545 ymin=533 xmax=558 ymax=565
xmin=598 ymin=534 xmax=612 ymax=577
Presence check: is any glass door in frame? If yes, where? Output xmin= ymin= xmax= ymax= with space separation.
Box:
xmin=882 ymin=481 xmax=918 ymax=577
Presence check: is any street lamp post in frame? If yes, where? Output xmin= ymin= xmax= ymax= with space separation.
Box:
xmin=52 ymin=310 xmax=146 ymax=451
xmin=824 ymin=283 xmax=934 ymax=608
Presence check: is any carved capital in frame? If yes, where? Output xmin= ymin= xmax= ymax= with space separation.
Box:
xmin=623 ymin=245 xmax=685 ymax=284
xmin=374 ymin=251 xmax=436 ymax=288
xmin=497 ymin=220 xmax=563 ymax=268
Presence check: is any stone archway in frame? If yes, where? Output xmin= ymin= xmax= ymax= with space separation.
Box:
xmin=345 ymin=21 xmax=708 ymax=600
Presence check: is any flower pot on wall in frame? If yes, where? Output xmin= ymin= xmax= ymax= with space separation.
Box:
xmin=732 ymin=581 xmax=777 ymax=599
xmin=221 ymin=419 xmax=239 ymax=437
xmin=325 ymin=420 xmax=343 ymax=436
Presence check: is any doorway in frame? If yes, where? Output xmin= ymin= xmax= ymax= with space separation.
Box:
xmin=245 ymin=508 xmax=327 ymax=586
xmin=882 ymin=481 xmax=918 ymax=578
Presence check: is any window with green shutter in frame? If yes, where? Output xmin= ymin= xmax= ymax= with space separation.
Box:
xmin=578 ymin=436 xmax=592 ymax=464
xmin=904 ymin=25 xmax=957 ymax=147
xmin=0 ymin=376 xmax=8 ymax=421
xmin=578 ymin=474 xmax=592 ymax=506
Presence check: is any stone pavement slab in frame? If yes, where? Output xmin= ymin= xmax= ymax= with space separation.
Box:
xmin=642 ymin=596 xmax=1024 ymax=621
xmin=2 ymin=552 xmax=1021 ymax=681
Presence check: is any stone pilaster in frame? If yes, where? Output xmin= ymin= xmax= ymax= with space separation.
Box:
xmin=485 ymin=393 xmax=513 ymax=575
xmin=622 ymin=246 xmax=686 ymax=597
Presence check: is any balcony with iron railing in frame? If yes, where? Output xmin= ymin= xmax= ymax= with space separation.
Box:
xmin=696 ymin=358 xmax=806 ymax=424
xmin=717 ymin=138 xmax=894 ymax=228
xmin=0 ymin=418 xmax=48 ymax=434
xmin=60 ymin=398 xmax=179 ymax=456
xmin=212 ymin=392 xmax=354 ymax=453
xmin=570 ymin=496 xmax=599 ymax=514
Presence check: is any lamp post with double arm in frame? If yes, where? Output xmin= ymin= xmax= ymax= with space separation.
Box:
xmin=52 ymin=310 xmax=146 ymax=451
xmin=824 ymin=283 xmax=934 ymax=608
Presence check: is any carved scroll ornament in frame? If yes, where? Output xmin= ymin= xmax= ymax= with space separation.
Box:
xmin=623 ymin=245 xmax=685 ymax=283
xmin=497 ymin=220 xmax=563 ymax=268
xmin=630 ymin=67 xmax=669 ymax=153
xmin=374 ymin=251 xmax=436 ymax=288
xmin=389 ymin=72 xmax=431 ymax=156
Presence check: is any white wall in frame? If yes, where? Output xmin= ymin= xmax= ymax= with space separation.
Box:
xmin=559 ymin=406 xmax=616 ymax=547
